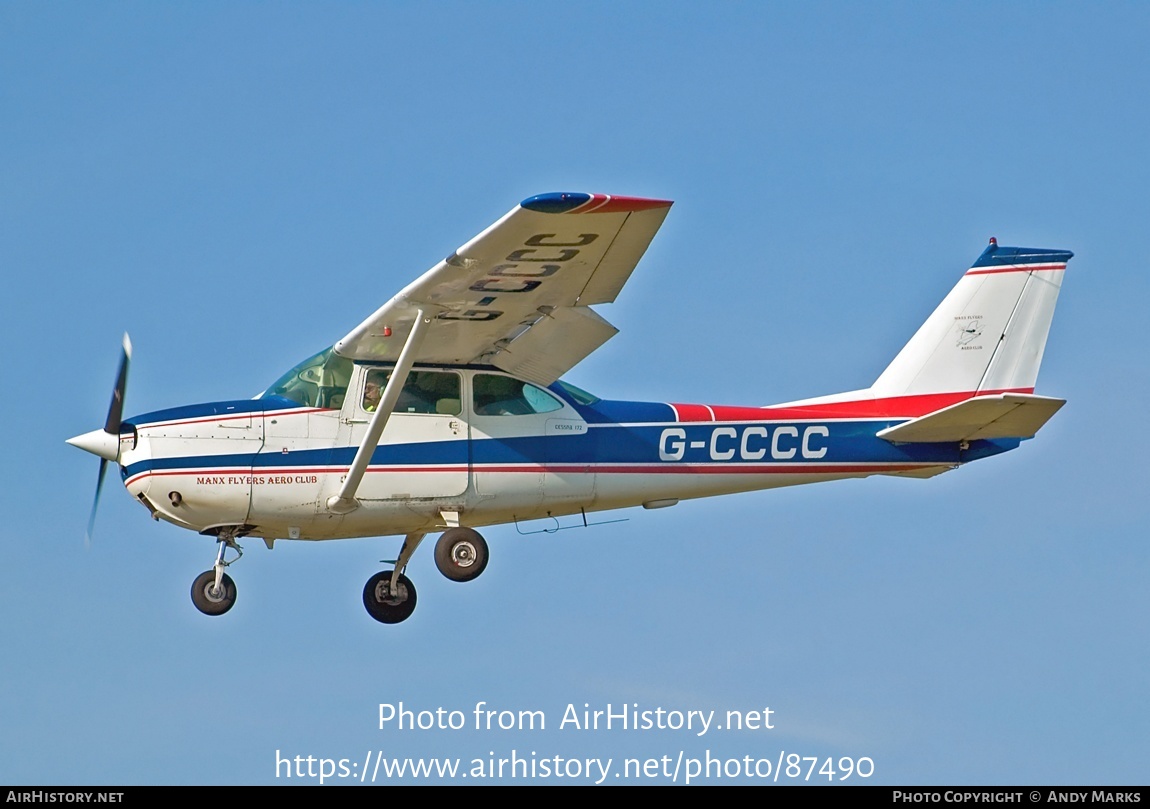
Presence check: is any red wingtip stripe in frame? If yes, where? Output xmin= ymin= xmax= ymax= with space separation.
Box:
xmin=572 ymin=194 xmax=674 ymax=214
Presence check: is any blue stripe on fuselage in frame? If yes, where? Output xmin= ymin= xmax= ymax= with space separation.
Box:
xmin=122 ymin=419 xmax=1017 ymax=480
xmin=126 ymin=396 xmax=305 ymax=426
xmin=566 ymin=398 xmax=675 ymax=424
xmin=481 ymin=423 xmax=978 ymax=466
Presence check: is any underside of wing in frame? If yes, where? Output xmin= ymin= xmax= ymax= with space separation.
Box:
xmin=336 ymin=193 xmax=673 ymax=385
xmin=876 ymin=393 xmax=1066 ymax=443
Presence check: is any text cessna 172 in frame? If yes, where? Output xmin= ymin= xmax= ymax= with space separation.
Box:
xmin=68 ymin=192 xmax=1072 ymax=624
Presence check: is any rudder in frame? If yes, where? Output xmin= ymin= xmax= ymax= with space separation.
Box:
xmin=870 ymin=239 xmax=1072 ymax=398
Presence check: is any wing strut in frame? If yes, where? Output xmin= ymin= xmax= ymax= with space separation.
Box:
xmin=327 ymin=310 xmax=432 ymax=514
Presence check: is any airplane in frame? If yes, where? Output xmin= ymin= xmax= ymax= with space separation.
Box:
xmin=67 ymin=192 xmax=1072 ymax=624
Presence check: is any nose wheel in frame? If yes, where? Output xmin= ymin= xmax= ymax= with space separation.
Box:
xmin=363 ymin=570 xmax=417 ymax=624
xmin=191 ymin=570 xmax=237 ymax=615
xmin=190 ymin=530 xmax=242 ymax=616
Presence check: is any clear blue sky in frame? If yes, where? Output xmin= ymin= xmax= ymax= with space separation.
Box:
xmin=2 ymin=2 xmax=1147 ymax=785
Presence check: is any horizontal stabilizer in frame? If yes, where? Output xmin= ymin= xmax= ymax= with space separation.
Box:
xmin=876 ymin=394 xmax=1065 ymax=443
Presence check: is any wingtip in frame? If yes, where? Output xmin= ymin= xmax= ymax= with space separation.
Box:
xmin=122 ymin=332 xmax=132 ymax=358
xmin=521 ymin=192 xmax=673 ymax=214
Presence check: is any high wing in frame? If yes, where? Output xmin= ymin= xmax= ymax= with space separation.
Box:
xmin=335 ymin=193 xmax=673 ymax=385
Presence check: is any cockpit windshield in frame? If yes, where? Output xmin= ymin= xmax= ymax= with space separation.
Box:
xmin=259 ymin=346 xmax=353 ymax=408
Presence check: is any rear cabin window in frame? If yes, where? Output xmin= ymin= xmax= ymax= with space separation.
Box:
xmin=472 ymin=374 xmax=564 ymax=416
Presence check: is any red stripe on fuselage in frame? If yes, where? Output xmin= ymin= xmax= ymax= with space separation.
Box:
xmin=701 ymin=388 xmax=1034 ymax=422
xmin=669 ymin=403 xmax=714 ymax=422
xmin=126 ymin=460 xmax=934 ymax=488
xmin=124 ymin=464 xmax=469 ymax=486
xmin=477 ymin=463 xmax=931 ymax=475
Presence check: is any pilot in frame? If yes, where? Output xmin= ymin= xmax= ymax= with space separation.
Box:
xmin=363 ymin=378 xmax=382 ymax=412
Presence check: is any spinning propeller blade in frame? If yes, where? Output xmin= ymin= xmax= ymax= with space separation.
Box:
xmin=86 ymin=459 xmax=108 ymax=547
xmin=72 ymin=334 xmax=132 ymax=544
xmin=104 ymin=333 xmax=131 ymax=435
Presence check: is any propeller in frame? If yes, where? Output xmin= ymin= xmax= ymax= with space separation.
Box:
xmin=88 ymin=459 xmax=108 ymax=545
xmin=67 ymin=334 xmax=132 ymax=545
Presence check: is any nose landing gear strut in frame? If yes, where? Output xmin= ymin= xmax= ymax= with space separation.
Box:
xmin=190 ymin=529 xmax=243 ymax=616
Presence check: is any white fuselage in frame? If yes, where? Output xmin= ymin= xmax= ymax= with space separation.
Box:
xmin=118 ymin=365 xmax=978 ymax=542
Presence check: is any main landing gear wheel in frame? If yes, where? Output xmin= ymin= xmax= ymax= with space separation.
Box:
xmin=363 ymin=571 xmax=417 ymax=624
xmin=190 ymin=570 xmax=237 ymax=616
xmin=434 ymin=527 xmax=489 ymax=582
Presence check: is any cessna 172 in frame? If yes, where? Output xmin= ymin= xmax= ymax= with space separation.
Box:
xmin=67 ymin=192 xmax=1071 ymax=624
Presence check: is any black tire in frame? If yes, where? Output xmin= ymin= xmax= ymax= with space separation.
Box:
xmin=434 ymin=527 xmax=489 ymax=582
xmin=363 ymin=570 xmax=417 ymax=624
xmin=190 ymin=570 xmax=237 ymax=616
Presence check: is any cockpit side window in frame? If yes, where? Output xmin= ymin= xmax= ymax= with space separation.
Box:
xmin=472 ymin=374 xmax=564 ymax=416
xmin=363 ymin=370 xmax=462 ymax=415
xmin=260 ymin=346 xmax=352 ymax=408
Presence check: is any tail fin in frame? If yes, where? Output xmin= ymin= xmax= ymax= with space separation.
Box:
xmin=870 ymin=239 xmax=1072 ymax=398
